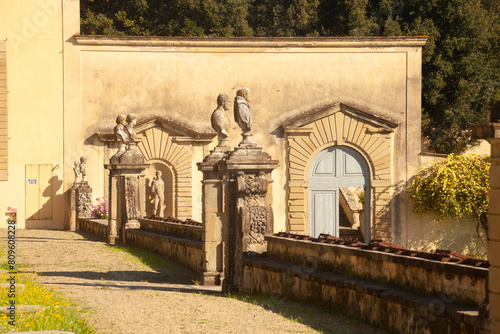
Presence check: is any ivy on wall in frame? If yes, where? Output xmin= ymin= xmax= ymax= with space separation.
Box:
xmin=408 ymin=154 xmax=490 ymax=232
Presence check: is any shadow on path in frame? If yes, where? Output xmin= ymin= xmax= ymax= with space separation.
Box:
xmin=37 ymin=270 xmax=196 ymax=285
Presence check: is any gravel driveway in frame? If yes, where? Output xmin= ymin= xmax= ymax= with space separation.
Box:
xmin=5 ymin=229 xmax=388 ymax=334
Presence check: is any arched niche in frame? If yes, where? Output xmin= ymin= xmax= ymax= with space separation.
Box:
xmin=96 ymin=117 xmax=216 ymax=220
xmin=144 ymin=160 xmax=175 ymax=218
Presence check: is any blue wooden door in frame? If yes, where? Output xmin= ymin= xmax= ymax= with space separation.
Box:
xmin=309 ymin=146 xmax=369 ymax=238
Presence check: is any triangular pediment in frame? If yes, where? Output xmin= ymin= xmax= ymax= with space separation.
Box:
xmin=282 ymin=102 xmax=399 ymax=131
xmin=135 ymin=117 xmax=215 ymax=139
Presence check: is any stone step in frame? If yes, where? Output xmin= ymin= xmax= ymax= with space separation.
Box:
xmin=245 ymin=257 xmax=490 ymax=333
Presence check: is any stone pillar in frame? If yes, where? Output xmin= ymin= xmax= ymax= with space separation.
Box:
xmin=198 ymin=148 xmax=228 ymax=285
xmin=487 ymin=129 xmax=500 ymax=332
xmin=105 ymin=164 xmax=148 ymax=245
xmin=472 ymin=119 xmax=500 ymax=330
xmin=70 ymin=183 xmax=79 ymax=231
xmin=220 ymin=144 xmax=278 ymax=293
xmin=105 ymin=138 xmax=149 ymax=245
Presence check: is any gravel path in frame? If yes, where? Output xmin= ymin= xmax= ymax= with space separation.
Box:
xmin=6 ymin=229 xmax=388 ymax=334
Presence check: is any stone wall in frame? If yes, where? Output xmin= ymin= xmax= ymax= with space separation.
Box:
xmin=264 ymin=235 xmax=488 ymax=305
xmin=124 ymin=229 xmax=202 ymax=274
xmin=244 ymin=257 xmax=489 ymax=333
xmin=76 ymin=217 xmax=203 ymax=274
xmin=77 ymin=218 xmax=109 ymax=241
xmin=138 ymin=218 xmax=202 ymax=241
xmin=241 ymin=235 xmax=490 ymax=333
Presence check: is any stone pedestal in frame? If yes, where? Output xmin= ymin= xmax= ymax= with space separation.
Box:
xmin=71 ymin=182 xmax=93 ymax=231
xmin=197 ymin=147 xmax=229 ymax=285
xmin=105 ymin=163 xmax=148 ymax=245
xmin=220 ymin=145 xmax=278 ymax=293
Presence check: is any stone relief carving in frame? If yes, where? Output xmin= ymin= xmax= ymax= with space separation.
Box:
xmin=211 ymin=93 xmax=231 ymax=148
xmin=234 ymin=88 xmax=256 ymax=147
xmin=77 ymin=191 xmax=92 ymax=218
xmin=126 ymin=176 xmax=140 ymax=221
xmin=249 ymin=206 xmax=267 ymax=245
xmin=237 ymin=171 xmax=267 ymax=207
xmin=151 ymin=170 xmax=165 ymax=217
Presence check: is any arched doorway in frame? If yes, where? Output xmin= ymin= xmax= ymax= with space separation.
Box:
xmin=309 ymin=146 xmax=370 ymax=240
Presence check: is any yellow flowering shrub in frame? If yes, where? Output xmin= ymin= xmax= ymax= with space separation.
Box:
xmin=408 ymin=154 xmax=490 ymax=231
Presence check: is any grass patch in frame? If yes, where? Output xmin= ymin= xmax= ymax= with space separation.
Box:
xmin=104 ymin=244 xmax=179 ymax=271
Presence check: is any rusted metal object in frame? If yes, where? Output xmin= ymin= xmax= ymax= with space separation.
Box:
xmin=143 ymin=216 xmax=203 ymax=227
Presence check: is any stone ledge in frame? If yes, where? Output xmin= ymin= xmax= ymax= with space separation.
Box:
xmin=265 ymin=235 xmax=488 ymax=278
xmin=244 ymin=257 xmax=490 ymax=333
xmin=139 ymin=218 xmax=202 ymax=241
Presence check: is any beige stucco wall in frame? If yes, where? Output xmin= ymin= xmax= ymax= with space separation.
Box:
xmin=0 ymin=0 xmax=70 ymax=229
xmin=68 ymin=36 xmax=424 ymax=242
xmin=407 ymin=214 xmax=488 ymax=258
xmin=0 ymin=1 xmax=426 ymax=245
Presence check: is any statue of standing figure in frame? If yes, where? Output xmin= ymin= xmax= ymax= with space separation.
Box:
xmin=211 ymin=93 xmax=231 ymax=148
xmin=234 ymin=88 xmax=256 ymax=147
xmin=151 ymin=170 xmax=165 ymax=217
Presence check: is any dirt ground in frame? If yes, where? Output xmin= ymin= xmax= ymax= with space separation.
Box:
xmin=4 ymin=229 xmax=388 ymax=334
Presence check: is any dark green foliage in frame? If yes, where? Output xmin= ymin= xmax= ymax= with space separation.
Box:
xmin=81 ymin=0 xmax=500 ymax=154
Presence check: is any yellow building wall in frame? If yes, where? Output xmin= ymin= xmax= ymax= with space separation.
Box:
xmin=0 ymin=0 xmax=66 ymax=229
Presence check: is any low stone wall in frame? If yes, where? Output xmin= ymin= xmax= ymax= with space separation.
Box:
xmin=124 ymin=229 xmax=202 ymax=274
xmin=138 ymin=218 xmax=202 ymax=241
xmin=76 ymin=217 xmax=203 ymax=275
xmin=265 ymin=235 xmax=488 ymax=305
xmin=77 ymin=218 xmax=109 ymax=240
xmin=243 ymin=257 xmax=490 ymax=334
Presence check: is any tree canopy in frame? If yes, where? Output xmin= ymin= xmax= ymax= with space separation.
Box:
xmin=81 ymin=0 xmax=500 ymax=154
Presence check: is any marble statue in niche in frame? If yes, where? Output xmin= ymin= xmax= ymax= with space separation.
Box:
xmin=151 ymin=170 xmax=165 ymax=217
xmin=211 ymin=93 xmax=231 ymax=148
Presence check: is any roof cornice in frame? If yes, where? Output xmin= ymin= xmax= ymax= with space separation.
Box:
xmin=74 ymin=35 xmax=428 ymax=48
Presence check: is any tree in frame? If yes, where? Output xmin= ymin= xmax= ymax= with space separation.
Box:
xmin=408 ymin=154 xmax=490 ymax=232
xmin=80 ymin=0 xmax=500 ymax=154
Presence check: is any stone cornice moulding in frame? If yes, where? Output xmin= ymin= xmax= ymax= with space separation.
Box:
xmin=74 ymin=35 xmax=428 ymax=49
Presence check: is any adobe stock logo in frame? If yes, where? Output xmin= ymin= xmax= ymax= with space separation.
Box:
xmin=8 ymin=0 xmax=61 ymax=53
